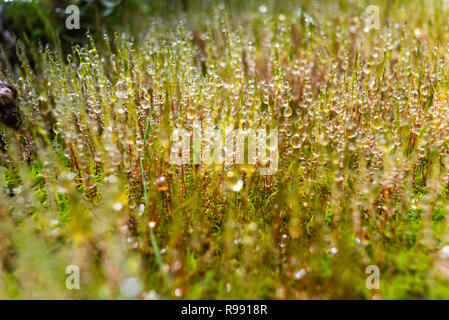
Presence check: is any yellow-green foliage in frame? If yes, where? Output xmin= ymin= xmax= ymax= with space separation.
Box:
xmin=2 ymin=0 xmax=449 ymax=299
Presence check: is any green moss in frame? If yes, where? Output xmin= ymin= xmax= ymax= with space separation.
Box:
xmin=1 ymin=0 xmax=449 ymax=299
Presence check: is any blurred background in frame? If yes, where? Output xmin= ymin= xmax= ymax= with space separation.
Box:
xmin=0 ymin=0 xmax=200 ymax=61
xmin=0 ymin=0 xmax=321 ymax=55
xmin=0 ymin=0 xmax=172 ymax=47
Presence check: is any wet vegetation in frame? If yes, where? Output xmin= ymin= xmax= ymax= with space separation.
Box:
xmin=1 ymin=0 xmax=449 ymax=299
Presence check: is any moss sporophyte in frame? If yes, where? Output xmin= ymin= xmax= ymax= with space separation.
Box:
xmin=1 ymin=0 xmax=449 ymax=299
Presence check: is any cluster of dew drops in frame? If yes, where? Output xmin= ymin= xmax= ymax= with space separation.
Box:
xmin=15 ymin=3 xmax=449 ymax=206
